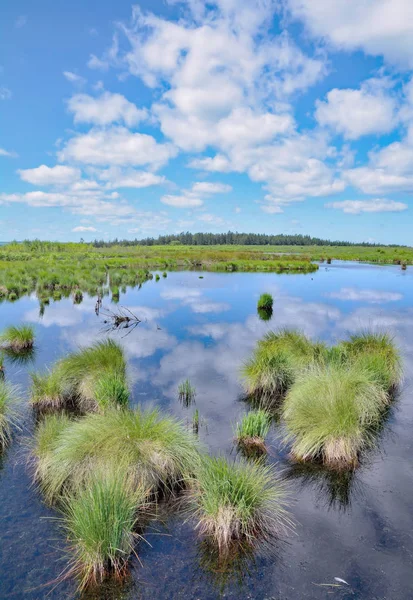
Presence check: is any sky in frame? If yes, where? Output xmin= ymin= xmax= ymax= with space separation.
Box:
xmin=0 ymin=0 xmax=413 ymax=244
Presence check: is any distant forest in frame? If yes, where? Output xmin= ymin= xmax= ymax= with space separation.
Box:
xmin=92 ymin=232 xmax=388 ymax=247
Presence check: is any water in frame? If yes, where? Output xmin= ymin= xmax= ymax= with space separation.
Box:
xmin=0 ymin=262 xmax=413 ymax=599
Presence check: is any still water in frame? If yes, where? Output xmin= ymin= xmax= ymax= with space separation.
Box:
xmin=0 ymin=262 xmax=412 ymax=599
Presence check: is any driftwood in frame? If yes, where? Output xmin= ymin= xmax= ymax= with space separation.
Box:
xmin=99 ymin=306 xmax=141 ymax=336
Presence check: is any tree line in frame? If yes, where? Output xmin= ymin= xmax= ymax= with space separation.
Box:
xmin=92 ymin=232 xmax=386 ymax=247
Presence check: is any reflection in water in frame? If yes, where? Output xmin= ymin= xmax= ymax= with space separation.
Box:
xmin=2 ymin=346 xmax=36 ymax=367
xmin=285 ymin=462 xmax=364 ymax=511
xmin=0 ymin=266 xmax=412 ymax=598
xmin=257 ymin=306 xmax=273 ymax=322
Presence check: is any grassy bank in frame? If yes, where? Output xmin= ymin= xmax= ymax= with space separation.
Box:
xmin=0 ymin=243 xmax=318 ymax=302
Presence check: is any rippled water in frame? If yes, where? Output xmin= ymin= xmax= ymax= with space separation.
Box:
xmin=1 ymin=262 xmax=413 ymax=599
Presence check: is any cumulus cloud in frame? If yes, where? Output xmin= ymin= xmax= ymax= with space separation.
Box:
xmin=72 ymin=226 xmax=97 ymax=232
xmin=67 ymin=92 xmax=147 ymax=127
xmin=325 ymin=198 xmax=408 ymax=214
xmin=286 ymin=0 xmax=413 ymax=68
xmin=57 ymin=126 xmax=177 ymax=168
xmin=161 ymin=179 xmax=232 ymax=208
xmin=95 ymin=167 xmax=165 ymax=189
xmin=315 ymin=80 xmax=398 ymax=139
xmin=18 ymin=165 xmax=81 ymax=186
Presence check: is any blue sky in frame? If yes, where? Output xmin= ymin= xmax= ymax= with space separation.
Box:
xmin=1 ymin=0 xmax=412 ymax=243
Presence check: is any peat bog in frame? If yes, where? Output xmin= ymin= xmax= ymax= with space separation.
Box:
xmin=0 ymin=258 xmax=412 ymax=599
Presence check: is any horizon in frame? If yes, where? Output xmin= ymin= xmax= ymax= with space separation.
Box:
xmin=1 ymin=1 xmax=413 ymax=244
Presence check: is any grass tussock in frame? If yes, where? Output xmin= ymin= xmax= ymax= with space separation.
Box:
xmin=242 ymin=329 xmax=319 ymax=405
xmin=187 ymin=456 xmax=291 ymax=554
xmin=30 ymin=369 xmax=67 ymax=410
xmin=57 ymin=339 xmax=128 ymax=412
xmin=178 ymin=378 xmax=196 ymax=407
xmin=0 ymin=380 xmax=19 ymax=449
xmin=283 ymin=363 xmax=387 ymax=469
xmin=235 ymin=410 xmax=270 ymax=453
xmin=342 ymin=331 xmax=402 ymax=391
xmin=34 ymin=407 xmax=200 ymax=504
xmin=61 ymin=468 xmax=147 ymax=591
xmin=257 ymin=293 xmax=273 ymax=311
xmin=0 ymin=324 xmax=35 ymax=351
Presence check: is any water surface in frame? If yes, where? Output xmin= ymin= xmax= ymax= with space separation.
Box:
xmin=1 ymin=262 xmax=413 ymax=599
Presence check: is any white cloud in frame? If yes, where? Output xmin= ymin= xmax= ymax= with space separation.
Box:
xmin=63 ymin=71 xmax=86 ymax=85
xmin=58 ymin=126 xmax=177 ymax=168
xmin=191 ymin=182 xmax=232 ymax=194
xmin=327 ymin=288 xmax=403 ymax=303
xmin=325 ymin=198 xmax=408 ymax=214
xmin=345 ymin=136 xmax=413 ymax=194
xmin=96 ymin=167 xmax=165 ymax=189
xmin=67 ymin=92 xmax=147 ymax=127
xmin=72 ymin=226 xmax=97 ymax=232
xmin=286 ymin=0 xmax=413 ymax=68
xmin=189 ymin=154 xmax=232 ymax=172
xmin=83 ymin=3 xmax=334 ymax=206
xmin=18 ymin=165 xmax=81 ymax=186
xmin=161 ymin=179 xmax=232 ymax=208
xmin=161 ymin=194 xmax=203 ymax=208
xmin=0 ymin=148 xmax=17 ymax=158
xmin=315 ymin=81 xmax=398 ymax=139
xmin=0 ymin=87 xmax=12 ymax=100
xmin=198 ymin=213 xmax=226 ymax=226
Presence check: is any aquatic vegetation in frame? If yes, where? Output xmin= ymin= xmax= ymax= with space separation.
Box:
xmin=57 ymin=339 xmax=127 ymax=411
xmin=30 ymin=369 xmax=67 ymax=410
xmin=162 ymin=272 xmax=167 ymax=278
xmin=257 ymin=293 xmax=273 ymax=311
xmin=342 ymin=331 xmax=402 ymax=391
xmin=178 ymin=378 xmax=196 ymax=407
xmin=0 ymin=324 xmax=35 ymax=351
xmin=61 ymin=469 xmax=147 ymax=590
xmin=187 ymin=456 xmax=291 ymax=554
xmin=242 ymin=329 xmax=319 ymax=404
xmin=93 ymin=371 xmax=129 ymax=411
xmin=34 ymin=407 xmax=200 ymax=504
xmin=155 ymin=274 xmax=160 ymax=281
xmin=282 ymin=363 xmax=387 ymax=469
xmin=193 ymin=409 xmax=199 ymax=434
xmin=235 ymin=410 xmax=270 ymax=453
xmin=0 ymin=380 xmax=19 ymax=449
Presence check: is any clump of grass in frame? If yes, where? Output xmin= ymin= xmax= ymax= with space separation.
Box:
xmin=0 ymin=380 xmax=19 ymax=449
xmin=235 ymin=410 xmax=270 ymax=453
xmin=162 ymin=272 xmax=167 ymax=278
xmin=178 ymin=379 xmax=196 ymax=407
xmin=155 ymin=274 xmax=160 ymax=281
xmin=187 ymin=456 xmax=291 ymax=554
xmin=93 ymin=371 xmax=129 ymax=411
xmin=242 ymin=329 xmax=323 ymax=405
xmin=30 ymin=369 xmax=67 ymax=410
xmin=342 ymin=331 xmax=402 ymax=391
xmin=282 ymin=363 xmax=387 ymax=469
xmin=57 ymin=340 xmax=127 ymax=411
xmin=61 ymin=469 xmax=147 ymax=591
xmin=0 ymin=324 xmax=35 ymax=351
xmin=257 ymin=293 xmax=273 ymax=311
xmin=34 ymin=407 xmax=200 ymax=504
